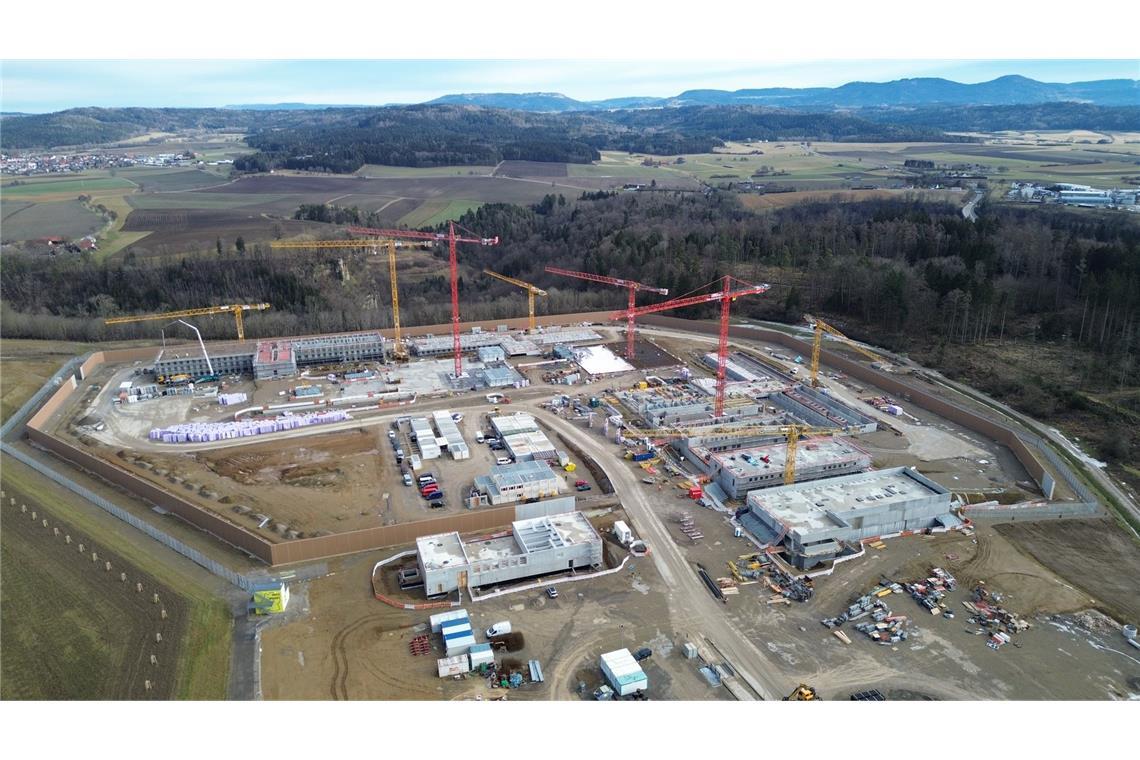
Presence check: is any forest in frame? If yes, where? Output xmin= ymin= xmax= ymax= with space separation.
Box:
xmin=2 ymin=192 xmax=1136 ymax=463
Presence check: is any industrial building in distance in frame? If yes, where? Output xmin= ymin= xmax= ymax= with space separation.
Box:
xmin=415 ymin=512 xmax=603 ymax=596
xmin=739 ymin=467 xmax=955 ymax=569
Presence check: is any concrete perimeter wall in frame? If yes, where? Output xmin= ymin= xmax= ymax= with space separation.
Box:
xmin=21 ymin=344 xmax=599 ymax=567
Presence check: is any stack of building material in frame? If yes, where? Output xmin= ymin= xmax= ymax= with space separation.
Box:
xmin=600 ymin=649 xmax=647 ymax=697
xmin=218 ymin=392 xmax=248 ymax=406
xmin=148 ymin=410 xmax=350 ymax=443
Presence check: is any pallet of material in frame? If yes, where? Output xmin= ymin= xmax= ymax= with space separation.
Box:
xmin=721 ymin=587 xmax=740 ymax=595
xmin=833 ymin=629 xmax=852 ymax=645
xmin=767 ymin=596 xmax=791 ymax=605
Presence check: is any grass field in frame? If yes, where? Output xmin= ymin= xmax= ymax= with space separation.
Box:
xmin=0 ymin=342 xmax=232 ymax=698
xmin=116 ymin=167 xmax=232 ymax=192
xmin=397 ymin=198 xmax=484 ymax=227
xmin=0 ymin=198 xmax=105 ymax=242
xmin=1 ymin=176 xmax=137 ymax=200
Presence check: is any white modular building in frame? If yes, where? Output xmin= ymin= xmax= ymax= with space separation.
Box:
xmin=411 ymin=417 xmax=441 ymax=459
xmin=473 ymin=460 xmax=562 ymax=505
xmin=600 ymin=649 xmax=647 ymax=696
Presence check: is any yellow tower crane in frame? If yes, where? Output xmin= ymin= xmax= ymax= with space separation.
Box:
xmin=804 ymin=314 xmax=888 ymax=388
xmin=482 ymin=269 xmax=547 ymax=332
xmin=104 ymin=303 xmax=270 ymax=342
xmin=270 ymin=238 xmax=410 ymax=361
xmin=622 ymin=422 xmax=853 ymax=485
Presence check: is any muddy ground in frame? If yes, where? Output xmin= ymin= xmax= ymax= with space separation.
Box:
xmin=260 ymin=526 xmax=732 ymax=701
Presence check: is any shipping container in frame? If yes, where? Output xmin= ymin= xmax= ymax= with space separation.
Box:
xmin=437 ymin=655 xmax=471 ymax=678
xmin=429 ymin=609 xmax=469 ymax=633
xmin=631 ymin=451 xmax=656 ymax=462
xmin=468 ymin=643 xmax=494 ymax=669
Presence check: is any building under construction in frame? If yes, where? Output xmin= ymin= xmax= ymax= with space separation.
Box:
xmin=415 ymin=512 xmax=603 ymax=596
xmin=709 ymin=437 xmax=872 ymax=498
xmin=153 ymin=331 xmax=386 ymax=380
xmin=739 ymin=467 xmax=956 ymax=569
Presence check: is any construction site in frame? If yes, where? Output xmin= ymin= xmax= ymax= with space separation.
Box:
xmin=9 ymin=224 xmax=1137 ymax=703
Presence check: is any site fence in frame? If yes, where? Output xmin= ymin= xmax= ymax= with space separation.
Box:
xmin=0 ymin=441 xmax=257 ymax=591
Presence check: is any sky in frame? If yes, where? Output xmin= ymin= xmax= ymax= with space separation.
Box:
xmin=2 ymin=59 xmax=1137 ymax=113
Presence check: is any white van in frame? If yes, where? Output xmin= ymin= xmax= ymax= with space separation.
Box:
xmin=475 ymin=431 xmax=485 ymax=444
xmin=486 ymin=621 xmax=512 ymax=637
xmin=496 ymin=456 xmax=512 ymax=466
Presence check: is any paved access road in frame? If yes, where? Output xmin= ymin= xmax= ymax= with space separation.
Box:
xmin=545 ymin=415 xmax=788 ymax=700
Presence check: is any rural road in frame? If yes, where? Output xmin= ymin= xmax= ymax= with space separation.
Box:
xmin=962 ymin=189 xmax=984 ymax=221
xmin=544 ymin=414 xmax=788 ymax=700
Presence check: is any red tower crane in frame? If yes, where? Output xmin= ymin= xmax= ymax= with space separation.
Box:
xmin=614 ymin=275 xmax=770 ymax=417
xmin=544 ymin=266 xmax=669 ymax=360
xmin=348 ymin=223 xmax=499 ymax=379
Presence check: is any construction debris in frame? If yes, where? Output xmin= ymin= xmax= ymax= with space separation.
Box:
xmin=964 ymin=582 xmax=1031 ymax=650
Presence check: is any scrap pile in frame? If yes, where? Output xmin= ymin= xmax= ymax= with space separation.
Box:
xmin=904 ymin=567 xmax=958 ymax=617
xmin=822 ymin=583 xmax=910 ymax=646
xmin=963 ymin=582 xmax=1030 ymax=650
xmin=768 ymin=565 xmax=814 ymax=602
xmin=408 ymin=634 xmax=432 ymax=656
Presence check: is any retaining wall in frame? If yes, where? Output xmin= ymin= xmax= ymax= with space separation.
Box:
xmin=641 ymin=316 xmax=1060 ymax=498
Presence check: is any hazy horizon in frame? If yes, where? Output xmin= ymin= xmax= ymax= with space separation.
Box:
xmin=2 ymin=59 xmax=1136 ymax=113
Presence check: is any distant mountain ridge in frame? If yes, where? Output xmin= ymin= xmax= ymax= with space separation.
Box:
xmin=426 ymin=76 xmax=1139 ymax=111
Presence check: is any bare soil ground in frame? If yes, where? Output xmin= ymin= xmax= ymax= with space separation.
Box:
xmin=261 ymin=514 xmax=731 ymax=701
xmin=994 ymin=519 xmax=1140 ymax=625
xmin=604 ymin=338 xmax=684 ymax=370
xmin=672 ymin=498 xmax=1138 ymax=699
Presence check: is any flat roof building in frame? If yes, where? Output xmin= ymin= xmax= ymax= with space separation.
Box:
xmin=474 ymin=460 xmax=562 ymax=505
xmin=740 ymin=467 xmax=954 ymax=569
xmin=491 ymin=413 xmax=558 ymax=461
xmin=416 ymin=512 xmax=602 ymax=596
xmin=711 ymin=437 xmax=871 ymax=498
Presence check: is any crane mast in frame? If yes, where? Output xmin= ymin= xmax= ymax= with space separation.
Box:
xmin=483 ymin=270 xmax=547 ymax=332
xmin=617 ymin=275 xmax=771 ymax=417
xmin=543 ymin=266 xmax=668 ymax=359
xmin=349 ymin=223 xmax=499 ymax=379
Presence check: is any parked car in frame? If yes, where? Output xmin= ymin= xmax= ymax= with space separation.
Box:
xmin=403 ymin=473 xmax=413 ymax=486
xmin=417 ymin=474 xmax=436 ymax=486
xmin=575 ymin=483 xmax=592 ymax=491
xmin=475 ymin=431 xmax=485 ymax=443
xmin=496 ymin=457 xmax=512 ymax=466
xmin=388 ymin=430 xmax=396 ymax=440
xmin=545 ymin=587 xmax=559 ymax=599
xmin=633 ymin=647 xmax=652 ymax=662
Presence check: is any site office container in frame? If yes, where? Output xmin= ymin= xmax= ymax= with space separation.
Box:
xmin=437 ymin=655 xmax=471 ymax=678
xmin=600 ymin=649 xmax=647 ymax=697
xmin=429 ymin=609 xmax=469 ymax=633
xmin=468 ymin=643 xmax=494 ymax=669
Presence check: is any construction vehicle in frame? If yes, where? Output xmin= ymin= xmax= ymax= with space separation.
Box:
xmin=615 ymin=276 xmax=771 ymax=417
xmin=104 ymin=303 xmax=270 ymax=342
xmin=156 ymin=373 xmax=192 ymax=386
xmin=348 ymin=223 xmax=500 ymax=378
xmin=483 ymin=269 xmax=547 ymax=332
xmin=622 ymin=422 xmax=854 ymax=485
xmin=544 ymin=266 xmax=669 ymax=360
xmin=271 ymin=238 xmax=412 ymax=361
xmin=804 ymin=314 xmax=888 ymax=388
xmin=783 ymin=683 xmax=821 ymax=700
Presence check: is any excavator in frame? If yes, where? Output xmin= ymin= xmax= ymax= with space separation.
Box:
xmin=783 ymin=683 xmax=821 ymax=700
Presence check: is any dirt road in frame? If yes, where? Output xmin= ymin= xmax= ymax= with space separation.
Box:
xmin=543 ymin=414 xmax=789 ymax=699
